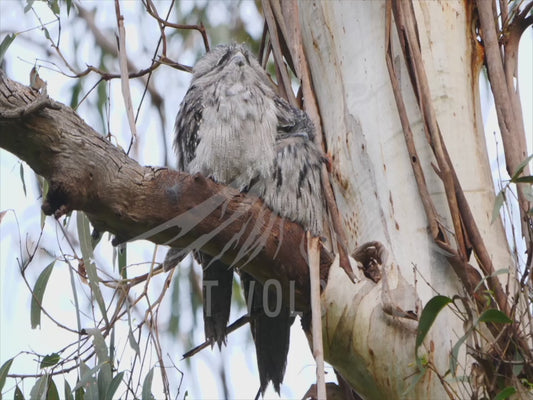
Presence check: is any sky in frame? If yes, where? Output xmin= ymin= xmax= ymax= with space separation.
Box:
xmin=0 ymin=1 xmax=532 ymax=399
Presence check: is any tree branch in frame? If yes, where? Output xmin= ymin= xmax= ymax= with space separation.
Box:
xmin=0 ymin=69 xmax=335 ymax=311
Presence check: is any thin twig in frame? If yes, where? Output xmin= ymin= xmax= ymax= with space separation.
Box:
xmin=114 ymin=0 xmax=138 ymax=155
xmin=182 ymin=315 xmax=250 ymax=359
xmin=308 ymin=233 xmax=326 ymax=400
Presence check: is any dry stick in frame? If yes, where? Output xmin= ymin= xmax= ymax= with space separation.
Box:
xmin=389 ymin=5 xmax=533 ymax=371
xmin=182 ymin=315 xmax=250 ymax=359
xmin=267 ymin=0 xmax=298 ymax=75
xmin=476 ymin=0 xmax=531 ymax=245
xmin=384 ymin=3 xmax=442 ymax=242
xmin=402 ymin=2 xmax=516 ymax=321
xmin=77 ymin=6 xmax=174 ymax=90
xmin=442 ymin=137 xmax=512 ymax=316
xmin=114 ymin=0 xmax=138 ymax=155
xmin=142 ymin=0 xmax=210 ymax=51
xmin=307 ymin=232 xmax=326 ymax=400
xmin=394 ymin=0 xmax=468 ymax=260
xmin=262 ymin=0 xmax=298 ymax=107
xmin=386 ymin=2 xmax=480 ymax=299
xmin=388 ymin=1 xmax=511 ymax=311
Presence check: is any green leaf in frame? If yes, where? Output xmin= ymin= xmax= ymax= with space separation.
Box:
xmin=104 ymin=372 xmax=124 ymax=400
xmin=416 ymin=295 xmax=452 ymax=349
xmin=0 ymin=357 xmax=14 ymax=393
xmin=96 ymin=80 xmax=108 ymax=131
xmin=86 ymin=328 xmax=109 ymax=367
xmin=31 ymin=261 xmax=55 ymax=329
xmin=510 ymin=154 xmax=533 ymax=181
xmin=513 ymin=176 xmax=533 ymax=184
xmin=473 ymin=268 xmax=509 ymax=293
xmin=72 ymin=362 xmax=101 ymax=393
xmin=523 ymin=182 xmax=533 ymax=201
xmin=491 ymin=190 xmax=505 ymax=224
xmin=65 ymin=0 xmax=72 ymax=15
xmin=24 ymin=0 xmax=36 ymax=13
xmin=69 ymin=80 xmax=82 ymax=109
xmin=46 ymin=377 xmax=60 ymax=400
xmin=40 ymin=353 xmax=60 ymax=369
xmin=450 ymin=328 xmax=473 ymax=376
xmin=401 ymin=363 xmax=427 ymax=396
xmin=74 ymin=384 xmax=84 ymax=400
xmin=43 ymin=28 xmax=51 ymax=42
xmin=64 ymin=380 xmax=74 ymax=400
xmin=478 ymin=309 xmax=512 ymax=324
xmin=141 ymin=368 xmax=155 ymax=400
xmin=84 ymin=328 xmax=111 ymax=398
xmin=47 ymin=0 xmax=60 ymax=15
xmin=128 ymin=326 xmax=140 ymax=357
xmin=118 ymin=244 xmax=127 ymax=279
xmin=77 ymin=212 xmax=108 ymax=325
xmin=14 ymin=385 xmax=25 ymax=400
xmin=0 ymin=34 xmax=16 ymax=63
xmin=494 ymin=386 xmax=517 ymax=400
xmin=19 ymin=163 xmax=27 ymax=197
xmin=29 ymin=375 xmax=47 ymax=400
xmin=40 ymin=178 xmax=49 ymax=230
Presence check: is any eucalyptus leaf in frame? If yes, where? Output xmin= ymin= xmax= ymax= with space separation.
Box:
xmin=31 ymin=261 xmax=55 ymax=329
xmin=47 ymin=0 xmax=60 ymax=15
xmin=40 ymin=353 xmax=60 ymax=369
xmin=72 ymin=362 xmax=101 ymax=392
xmin=0 ymin=357 xmax=14 ymax=393
xmin=478 ymin=309 xmax=512 ymax=324
xmin=450 ymin=328 xmax=472 ymax=376
xmin=19 ymin=163 xmax=27 ymax=197
xmin=513 ymin=176 xmax=533 ymax=184
xmin=29 ymin=375 xmax=47 ymax=400
xmin=84 ymin=328 xmax=111 ymax=396
xmin=510 ymin=154 xmax=533 ymax=180
xmin=118 ymin=244 xmax=127 ymax=279
xmin=0 ymin=34 xmax=16 ymax=64
xmin=104 ymin=372 xmax=124 ymax=400
xmin=415 ymin=295 xmax=452 ymax=349
xmin=64 ymin=380 xmax=74 ymax=400
xmin=14 ymin=385 xmax=25 ymax=400
xmin=141 ymin=368 xmax=155 ymax=400
xmin=77 ymin=212 xmax=109 ymax=325
xmin=128 ymin=326 xmax=140 ymax=357
xmin=46 ymin=377 xmax=59 ymax=400
xmin=24 ymin=0 xmax=36 ymax=13
xmin=494 ymin=386 xmax=517 ymax=400
xmin=491 ymin=190 xmax=505 ymax=224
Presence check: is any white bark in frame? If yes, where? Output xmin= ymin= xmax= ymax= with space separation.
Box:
xmin=299 ymin=1 xmax=514 ymax=398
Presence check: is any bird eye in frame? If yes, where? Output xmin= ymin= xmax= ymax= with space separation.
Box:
xmin=216 ymin=51 xmax=232 ymax=67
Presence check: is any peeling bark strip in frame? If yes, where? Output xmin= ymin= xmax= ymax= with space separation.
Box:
xmin=0 ymin=69 xmax=338 ymax=310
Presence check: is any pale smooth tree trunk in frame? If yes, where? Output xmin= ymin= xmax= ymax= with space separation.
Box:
xmin=297 ymin=1 xmax=514 ymax=398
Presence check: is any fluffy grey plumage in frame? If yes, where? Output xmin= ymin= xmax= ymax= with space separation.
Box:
xmin=175 ymin=44 xmax=277 ymax=192
xmin=175 ymin=44 xmax=326 ymax=233
xmin=174 ymin=43 xmax=326 ymax=394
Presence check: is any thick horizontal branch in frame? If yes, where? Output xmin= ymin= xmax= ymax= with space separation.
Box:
xmin=0 ymin=69 xmax=334 ymax=310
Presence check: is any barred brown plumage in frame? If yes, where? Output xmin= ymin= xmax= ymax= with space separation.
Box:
xmin=173 ymin=43 xmax=326 ymax=395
